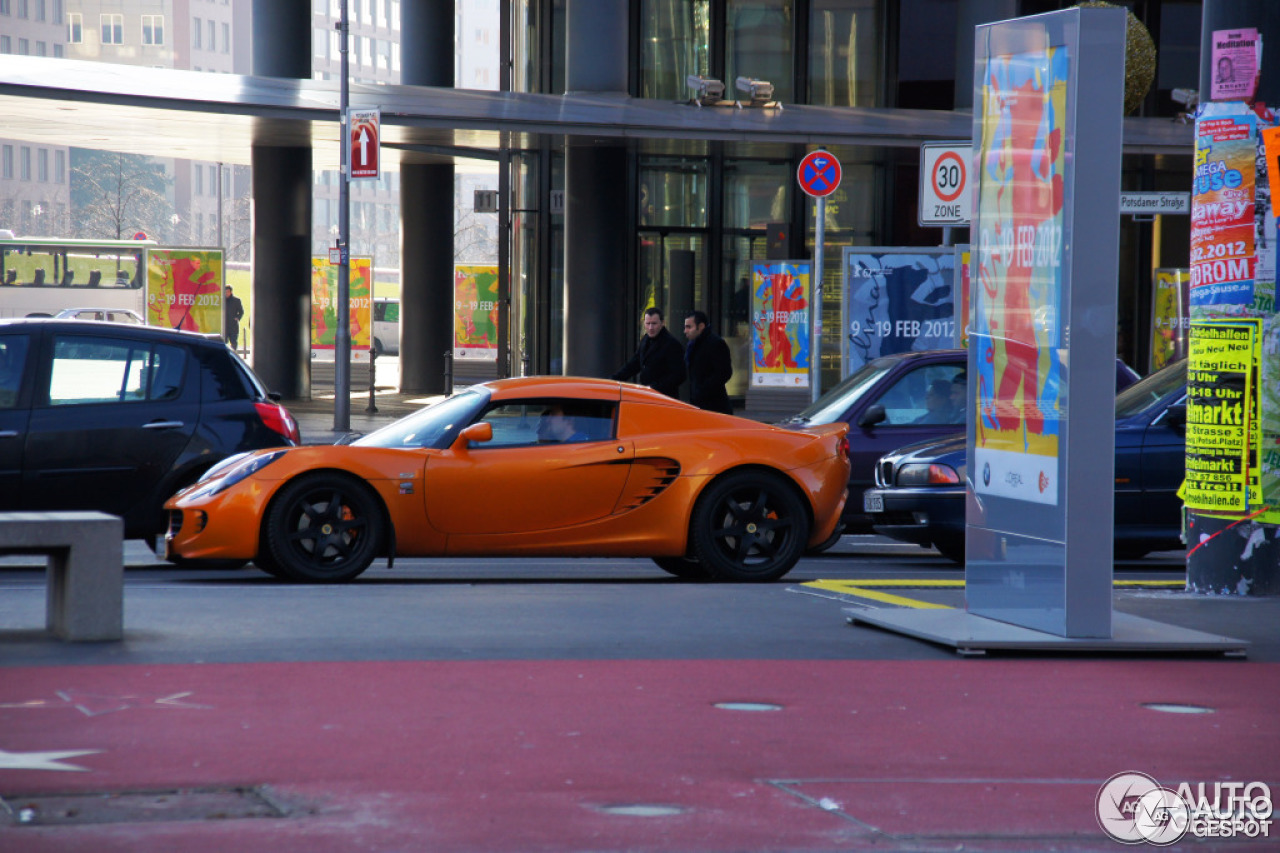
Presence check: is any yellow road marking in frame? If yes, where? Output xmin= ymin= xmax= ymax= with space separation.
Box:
xmin=803 ymin=577 xmax=1185 ymax=609
xmin=804 ymin=580 xmax=952 ymax=609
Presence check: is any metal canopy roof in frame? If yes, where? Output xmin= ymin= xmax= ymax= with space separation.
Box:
xmin=0 ymin=55 xmax=1193 ymax=169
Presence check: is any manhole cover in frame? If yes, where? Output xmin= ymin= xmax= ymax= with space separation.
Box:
xmin=2 ymin=786 xmax=289 ymax=826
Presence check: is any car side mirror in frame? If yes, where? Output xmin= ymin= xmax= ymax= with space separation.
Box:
xmin=857 ymin=403 xmax=887 ymax=428
xmin=453 ymin=421 xmax=493 ymax=450
xmin=1163 ymin=404 xmax=1187 ymax=428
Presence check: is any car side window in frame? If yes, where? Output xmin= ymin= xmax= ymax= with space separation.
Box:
xmin=875 ymin=364 xmax=966 ymax=425
xmin=48 ymin=335 xmax=187 ymax=406
xmin=473 ymin=399 xmax=616 ymax=448
xmin=0 ymin=334 xmax=30 ymax=410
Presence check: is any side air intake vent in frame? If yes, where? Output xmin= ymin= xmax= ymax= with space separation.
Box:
xmin=615 ymin=458 xmax=681 ymax=512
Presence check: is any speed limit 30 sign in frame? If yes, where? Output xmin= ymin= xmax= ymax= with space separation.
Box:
xmin=919 ymin=142 xmax=971 ymax=227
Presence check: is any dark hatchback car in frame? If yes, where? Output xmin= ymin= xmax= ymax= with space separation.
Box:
xmin=779 ymin=349 xmax=1140 ymax=534
xmin=861 ymin=359 xmax=1187 ymax=563
xmin=0 ymin=319 xmax=299 ymax=539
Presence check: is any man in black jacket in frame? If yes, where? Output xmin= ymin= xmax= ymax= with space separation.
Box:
xmin=682 ymin=310 xmax=734 ymax=414
xmin=611 ymin=307 xmax=686 ymax=398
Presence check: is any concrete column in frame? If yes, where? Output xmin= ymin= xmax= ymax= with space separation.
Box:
xmin=1186 ymin=0 xmax=1280 ymax=596
xmin=251 ymin=145 xmax=313 ymax=398
xmin=250 ymin=0 xmax=312 ymax=398
xmin=399 ymin=164 xmax=455 ymax=394
xmin=252 ymin=0 xmax=311 ymax=79
xmin=564 ymin=144 xmax=629 ymax=376
xmin=399 ymin=0 xmax=454 ymax=394
xmin=563 ymin=0 xmax=629 ymax=377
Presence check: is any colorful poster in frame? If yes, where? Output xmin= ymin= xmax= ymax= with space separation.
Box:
xmin=1183 ymin=322 xmax=1257 ymax=513
xmin=750 ymin=261 xmax=810 ymax=387
xmin=1191 ymin=108 xmax=1256 ymax=306
xmin=146 ymin=248 xmax=223 ymax=334
xmin=842 ymin=248 xmax=955 ymax=375
xmin=1262 ymin=315 xmax=1280 ymax=522
xmin=310 ymin=256 xmax=373 ymax=358
xmin=971 ymin=46 xmax=1068 ymax=505
xmin=1150 ymin=269 xmax=1191 ymax=372
xmin=453 ymin=264 xmax=499 ymax=360
xmin=1210 ymin=28 xmax=1260 ymax=104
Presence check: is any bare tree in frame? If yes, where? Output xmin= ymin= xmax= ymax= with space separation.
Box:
xmin=70 ymin=150 xmax=173 ymax=240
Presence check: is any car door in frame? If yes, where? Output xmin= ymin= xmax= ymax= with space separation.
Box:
xmin=424 ymin=398 xmax=633 ymax=535
xmin=0 ymin=330 xmax=34 ymax=509
xmin=847 ymin=359 xmax=968 ymax=493
xmin=21 ymin=332 xmax=199 ymax=524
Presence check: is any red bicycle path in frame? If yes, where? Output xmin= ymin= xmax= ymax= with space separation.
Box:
xmin=2 ymin=658 xmax=1277 ymax=851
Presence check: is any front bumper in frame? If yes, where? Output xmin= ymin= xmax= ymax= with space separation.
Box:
xmin=860 ymin=485 xmax=964 ymax=548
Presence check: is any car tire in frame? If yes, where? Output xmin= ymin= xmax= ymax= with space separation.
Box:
xmin=266 ymin=473 xmax=384 ymax=583
xmin=252 ymin=544 xmax=289 ymax=579
xmin=690 ymin=470 xmax=810 ymax=582
xmin=652 ymin=556 xmax=712 ymax=580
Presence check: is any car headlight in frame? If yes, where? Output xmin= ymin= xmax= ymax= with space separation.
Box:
xmin=896 ymin=462 xmax=961 ymax=486
xmin=190 ymin=450 xmax=287 ymax=498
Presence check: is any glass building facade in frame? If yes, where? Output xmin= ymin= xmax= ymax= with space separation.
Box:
xmin=504 ymin=0 xmax=1198 ymax=395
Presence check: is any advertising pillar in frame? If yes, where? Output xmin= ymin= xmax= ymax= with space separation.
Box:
xmin=1185 ymin=1 xmax=1280 ymax=595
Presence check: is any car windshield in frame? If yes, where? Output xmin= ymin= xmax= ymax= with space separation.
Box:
xmin=1115 ymin=359 xmax=1186 ymax=418
xmin=354 ymin=388 xmax=490 ymax=449
xmin=785 ymin=358 xmax=896 ymax=424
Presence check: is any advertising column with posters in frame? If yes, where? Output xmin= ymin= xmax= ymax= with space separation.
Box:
xmin=454 ymin=265 xmax=500 ymax=360
xmin=749 ymin=261 xmax=810 ymax=388
xmin=146 ymin=249 xmax=224 ymax=334
xmin=842 ymin=248 xmax=956 ymax=375
xmin=310 ymin=256 xmax=373 ymax=361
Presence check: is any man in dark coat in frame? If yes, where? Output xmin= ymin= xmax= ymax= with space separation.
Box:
xmin=224 ymin=285 xmax=245 ymax=350
xmin=682 ymin=310 xmax=734 ymax=414
xmin=611 ymin=307 xmax=686 ymax=398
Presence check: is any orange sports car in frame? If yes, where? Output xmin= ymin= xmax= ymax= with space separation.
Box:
xmin=164 ymin=377 xmax=850 ymax=583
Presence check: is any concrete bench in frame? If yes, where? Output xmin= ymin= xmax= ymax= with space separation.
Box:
xmin=0 ymin=511 xmax=124 ymax=641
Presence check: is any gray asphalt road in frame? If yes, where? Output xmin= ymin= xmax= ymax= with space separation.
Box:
xmin=5 ymin=538 xmax=1273 ymax=666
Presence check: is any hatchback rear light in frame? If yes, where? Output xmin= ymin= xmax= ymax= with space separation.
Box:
xmin=838 ymin=436 xmax=850 ymax=459
xmin=255 ymin=401 xmax=300 ymax=444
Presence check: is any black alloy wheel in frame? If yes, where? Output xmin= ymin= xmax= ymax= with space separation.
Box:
xmin=266 ymin=473 xmax=384 ymax=582
xmin=690 ymin=471 xmax=810 ymax=582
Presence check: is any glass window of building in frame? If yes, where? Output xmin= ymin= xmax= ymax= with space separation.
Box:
xmin=100 ymin=13 xmax=123 ymax=45
xmin=639 ymin=157 xmax=708 ymax=229
xmin=726 ymin=0 xmax=793 ymax=104
xmin=809 ymin=0 xmax=880 ymax=106
xmin=0 ymin=37 xmax=8 ymax=54
xmin=20 ymin=146 xmax=30 ymax=180
xmin=222 ymin=23 xmax=229 ymax=53
xmin=207 ymin=19 xmax=216 ymax=52
xmin=54 ymin=149 xmax=64 ymax=183
xmin=1 ymin=145 xmax=12 ymax=180
xmin=639 ymin=0 xmax=710 ymax=101
xmin=192 ymin=17 xmax=202 ymax=49
xmin=18 ymin=37 xmax=28 ymax=54
xmin=67 ymin=12 xmax=79 ymax=43
xmin=142 ymin=15 xmax=164 ymax=46
xmin=37 ymin=148 xmax=47 ymax=181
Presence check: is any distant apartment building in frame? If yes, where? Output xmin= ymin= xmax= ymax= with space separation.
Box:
xmin=0 ymin=0 xmax=71 ymax=236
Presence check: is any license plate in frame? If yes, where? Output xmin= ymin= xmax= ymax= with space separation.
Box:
xmin=863 ymin=492 xmax=884 ymax=513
